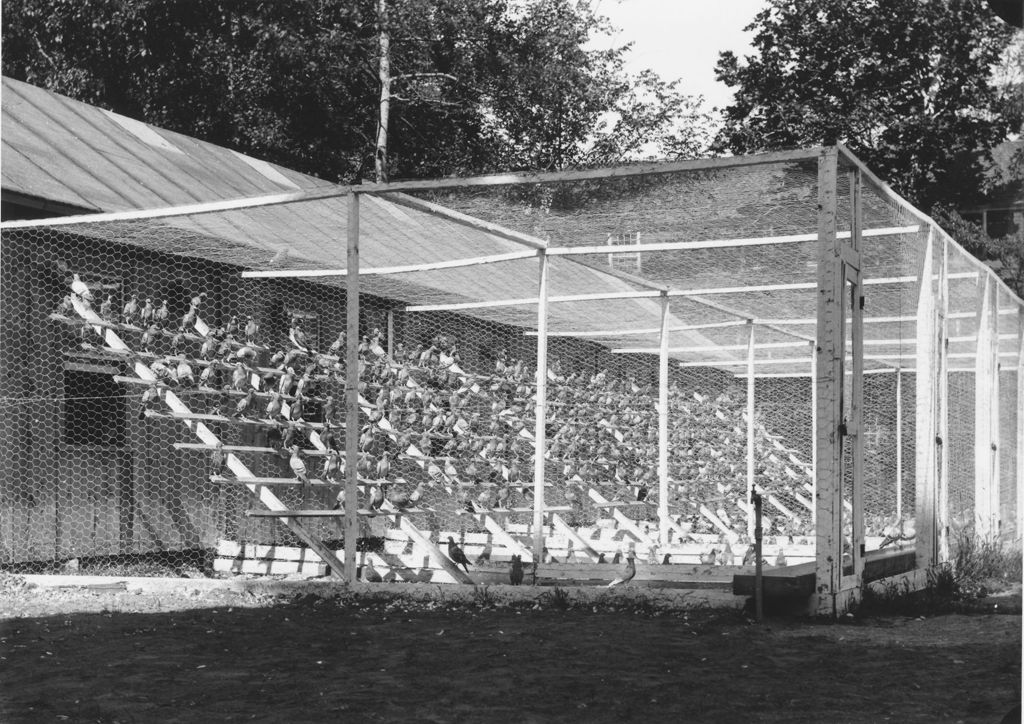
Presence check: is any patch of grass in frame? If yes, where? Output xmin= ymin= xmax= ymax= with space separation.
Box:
xmin=535 ymin=586 xmax=573 ymax=611
xmin=950 ymin=526 xmax=1021 ymax=597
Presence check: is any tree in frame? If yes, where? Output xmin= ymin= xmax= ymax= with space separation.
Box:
xmin=1 ymin=0 xmax=713 ymax=183
xmin=713 ymin=0 xmax=1018 ymax=210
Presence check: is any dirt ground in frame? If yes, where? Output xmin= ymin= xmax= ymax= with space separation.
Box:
xmin=1 ymin=577 xmax=1020 ymax=724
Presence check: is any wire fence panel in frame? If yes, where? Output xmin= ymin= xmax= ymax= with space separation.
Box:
xmin=1 ymin=154 xmax=1021 ymax=580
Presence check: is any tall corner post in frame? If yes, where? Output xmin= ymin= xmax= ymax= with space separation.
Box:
xmin=937 ymin=236 xmax=950 ymax=562
xmin=657 ymin=293 xmax=671 ymax=548
xmin=1016 ymin=310 xmax=1024 ymax=546
xmin=532 ymin=249 xmax=549 ymax=562
xmin=914 ymin=229 xmax=938 ymax=569
xmin=344 ymin=191 xmax=361 ymax=584
xmin=814 ymin=146 xmax=844 ymax=616
xmin=974 ymin=275 xmax=995 ymax=537
xmin=849 ymin=167 xmax=865 ymax=584
xmin=746 ymin=319 xmax=756 ymax=540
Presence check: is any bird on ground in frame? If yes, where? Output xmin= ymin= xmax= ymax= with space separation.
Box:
xmin=289 ymin=445 xmax=311 ymax=501
xmin=447 ymin=537 xmax=471 ymax=573
xmin=509 ymin=554 xmax=524 ymax=585
xmin=607 ymin=554 xmax=636 ymax=587
xmin=122 ymin=295 xmax=140 ymax=325
xmin=71 ymin=273 xmax=93 ymax=303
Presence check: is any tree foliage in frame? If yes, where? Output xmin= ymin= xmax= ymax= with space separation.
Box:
xmin=714 ymin=0 xmax=1018 ymax=210
xmin=1 ymin=0 xmax=713 ymax=182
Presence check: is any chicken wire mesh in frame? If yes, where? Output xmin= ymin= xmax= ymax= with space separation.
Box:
xmin=1 ymin=152 xmax=1021 ymax=581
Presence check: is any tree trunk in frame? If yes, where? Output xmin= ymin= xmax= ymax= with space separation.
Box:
xmin=375 ymin=0 xmax=391 ymax=184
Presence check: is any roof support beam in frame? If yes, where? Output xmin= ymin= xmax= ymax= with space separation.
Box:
xmin=545 ymin=225 xmax=919 ymax=256
xmin=240 ymin=249 xmax=539 ymax=279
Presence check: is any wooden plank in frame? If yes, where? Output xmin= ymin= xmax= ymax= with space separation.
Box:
xmin=393 ymin=510 xmax=474 ymax=584
xmin=915 ymin=231 xmax=938 ymax=567
xmin=587 ymin=489 xmax=657 ymax=546
xmin=246 ymin=509 xmax=347 ymax=517
xmin=213 ymin=557 xmax=327 ymax=577
xmin=551 ymin=514 xmax=601 ymax=563
xmin=210 ymin=475 xmax=379 ymax=487
xmin=482 ymin=515 xmax=533 ymax=563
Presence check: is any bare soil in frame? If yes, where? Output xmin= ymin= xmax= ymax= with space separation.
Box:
xmin=0 ymin=577 xmax=1020 ymax=724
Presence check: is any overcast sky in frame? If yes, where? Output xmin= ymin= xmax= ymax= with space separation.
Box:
xmin=591 ymin=0 xmax=769 ymax=110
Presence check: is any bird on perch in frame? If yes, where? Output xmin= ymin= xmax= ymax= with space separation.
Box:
xmin=447 ymin=536 xmax=471 ymax=574
xmin=234 ymin=389 xmax=257 ymax=418
xmin=368 ymin=483 xmax=385 ymax=513
xmin=138 ymin=384 xmax=161 ymax=420
xmin=98 ymin=295 xmax=114 ymax=321
xmin=289 ymin=319 xmax=309 ymax=351
xmin=244 ymin=316 xmax=259 ymax=345
xmin=322 ymin=449 xmax=342 ymax=482
xmin=607 ymin=553 xmax=636 ymax=587
xmin=122 ymin=295 xmax=140 ymax=326
xmin=265 ymin=391 xmax=283 ymax=421
xmin=154 ymin=300 xmax=169 ymax=326
xmin=210 ymin=442 xmax=227 ymax=477
xmin=70 ymin=273 xmax=93 ymax=304
xmin=139 ymin=298 xmax=155 ymax=326
xmin=289 ymin=445 xmax=311 ymax=501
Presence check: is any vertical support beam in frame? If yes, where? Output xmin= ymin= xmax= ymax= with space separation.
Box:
xmin=810 ymin=341 xmax=817 ymax=527
xmin=895 ymin=367 xmax=903 ymax=521
xmin=1016 ymin=312 xmax=1024 ymax=545
xmin=850 ymin=277 xmax=865 ymax=582
xmin=989 ymin=282 xmax=1001 ymax=538
xmin=975 ymin=276 xmax=994 ymax=537
xmin=746 ymin=320 xmax=756 ymax=540
xmin=658 ymin=293 xmax=670 ymax=548
xmin=344 ymin=192 xmax=361 ymax=584
xmin=915 ymin=230 xmax=937 ymax=569
xmin=937 ymin=236 xmax=950 ymax=561
xmin=814 ymin=146 xmax=844 ymax=615
xmin=386 ymin=309 xmax=394 ymax=358
xmin=532 ymin=250 xmax=549 ymax=562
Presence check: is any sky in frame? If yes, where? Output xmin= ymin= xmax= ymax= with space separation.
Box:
xmin=591 ymin=0 xmax=769 ymax=110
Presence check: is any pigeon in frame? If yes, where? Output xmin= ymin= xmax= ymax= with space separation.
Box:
xmin=699 ymin=549 xmax=719 ymax=566
xmin=509 ymin=554 xmax=524 ymax=585
xmin=244 ymin=316 xmax=259 ymax=345
xmin=289 ymin=319 xmax=309 ymax=351
xmin=322 ymin=449 xmax=342 ymax=482
xmin=607 ymin=554 xmax=636 ymax=587
xmin=140 ymin=323 xmax=161 ymax=352
xmin=210 ymin=442 xmax=227 ymax=477
xmin=154 ymin=300 xmax=169 ymax=326
xmin=70 ymin=273 xmax=93 ymax=303
xmin=138 ymin=384 xmax=160 ymax=420
xmin=98 ymin=295 xmax=114 ymax=321
xmin=234 ymin=389 xmax=256 ymax=418
xmin=369 ymin=484 xmax=385 ymax=512
xmin=290 ymin=392 xmax=306 ymax=422
xmin=289 ymin=445 xmax=311 ymax=501
xmin=328 ymin=331 xmax=345 ymax=356
xmin=139 ymin=298 xmax=155 ymax=326
xmin=224 ymin=315 xmax=239 ymax=337
xmin=375 ymin=451 xmax=391 ymax=480
xmin=265 ymin=392 xmax=283 ymax=420
xmin=447 ymin=536 xmax=471 ymax=574
xmin=122 ymin=295 xmax=140 ymax=325
xmin=189 ymin=292 xmax=208 ymax=310
xmin=175 ymin=359 xmax=195 ymax=387
xmin=331 ymin=488 xmax=346 ymax=511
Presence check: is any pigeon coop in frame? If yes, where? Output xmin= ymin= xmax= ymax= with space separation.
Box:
xmin=2 ymin=143 xmax=1021 ymax=615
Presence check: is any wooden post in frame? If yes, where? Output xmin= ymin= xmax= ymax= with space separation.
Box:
xmin=1017 ymin=313 xmax=1024 ymax=545
xmin=974 ymin=276 xmax=994 ymax=537
xmin=754 ymin=491 xmax=764 ymax=622
xmin=988 ymin=283 xmax=1000 ymax=539
xmin=344 ymin=192 xmax=361 ymax=584
xmin=810 ymin=341 xmax=817 ymax=527
xmin=386 ymin=309 xmax=394 ymax=358
xmin=937 ymin=236 xmax=950 ymax=562
xmin=895 ymin=367 xmax=903 ymax=521
xmin=746 ymin=320 xmax=756 ymax=540
xmin=915 ymin=230 xmax=937 ymax=569
xmin=814 ymin=146 xmax=844 ymax=615
xmin=532 ymin=250 xmax=549 ymax=562
xmin=658 ymin=293 xmax=670 ymax=548
xmin=849 ymin=167 xmax=865 ymax=583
